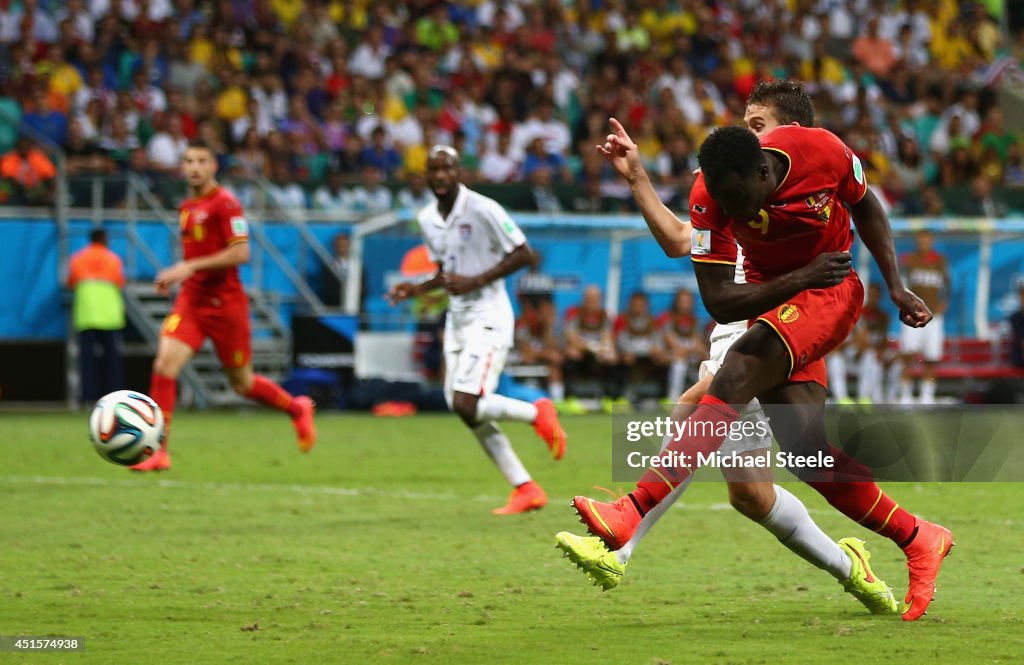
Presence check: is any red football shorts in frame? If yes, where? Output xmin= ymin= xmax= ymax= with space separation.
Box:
xmin=752 ymin=272 xmax=864 ymax=388
xmin=161 ymin=291 xmax=251 ymax=368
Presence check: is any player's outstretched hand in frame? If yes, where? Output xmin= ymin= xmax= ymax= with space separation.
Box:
xmin=891 ymin=287 xmax=933 ymax=328
xmin=797 ymin=251 xmax=852 ymax=289
xmin=442 ymin=273 xmax=481 ymax=296
xmin=154 ymin=261 xmax=195 ymax=296
xmin=596 ymin=118 xmax=646 ymax=184
xmin=386 ymin=282 xmax=417 ymax=305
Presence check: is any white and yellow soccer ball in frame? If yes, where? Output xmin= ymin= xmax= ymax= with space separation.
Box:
xmin=88 ymin=390 xmax=165 ymax=466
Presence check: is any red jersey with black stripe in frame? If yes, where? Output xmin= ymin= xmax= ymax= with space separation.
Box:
xmin=178 ymin=185 xmax=249 ymax=299
xmin=689 ymin=126 xmax=868 ymax=283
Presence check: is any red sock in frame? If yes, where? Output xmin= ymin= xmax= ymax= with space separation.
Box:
xmin=630 ymin=395 xmax=739 ymax=514
xmin=807 ymin=445 xmax=917 ymax=547
xmin=245 ymin=375 xmax=300 ymax=416
xmin=809 ymin=480 xmax=917 ymax=546
xmin=150 ymin=373 xmax=177 ymax=451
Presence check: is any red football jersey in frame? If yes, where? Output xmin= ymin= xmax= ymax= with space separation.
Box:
xmin=178 ymin=186 xmax=249 ymax=298
xmin=689 ymin=126 xmax=868 ymax=283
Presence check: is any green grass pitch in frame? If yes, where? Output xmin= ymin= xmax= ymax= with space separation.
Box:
xmin=0 ymin=411 xmax=1021 ymax=664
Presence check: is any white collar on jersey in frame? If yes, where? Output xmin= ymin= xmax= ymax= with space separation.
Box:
xmin=433 ymin=183 xmax=469 ymax=227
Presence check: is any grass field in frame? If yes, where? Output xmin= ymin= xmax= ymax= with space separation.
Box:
xmin=1 ymin=411 xmax=1021 ymax=664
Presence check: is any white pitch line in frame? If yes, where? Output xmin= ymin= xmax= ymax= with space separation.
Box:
xmin=0 ymin=474 xmax=739 ymax=510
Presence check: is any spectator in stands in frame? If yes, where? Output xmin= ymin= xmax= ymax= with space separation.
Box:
xmin=563 ymin=285 xmax=622 ymax=412
xmin=67 ymin=227 xmax=125 ymax=403
xmin=358 ymin=125 xmax=401 ymax=178
xmin=528 ymin=166 xmax=562 ymax=213
xmin=900 ymin=230 xmax=951 ymax=405
xmin=312 ymin=169 xmax=349 ymax=213
xmin=615 ymin=291 xmax=668 ymax=403
xmin=1005 ymin=142 xmax=1024 ymax=188
xmin=346 ymin=164 xmax=393 ymax=216
xmin=22 ymin=85 xmax=68 ymax=147
xmin=957 ymin=174 xmax=1007 ymax=218
xmin=571 ymin=176 xmax=611 ymax=213
xmin=479 ymin=131 xmax=518 ymax=183
xmin=397 ymin=172 xmax=435 ymax=213
xmin=349 ymin=24 xmax=390 ymax=79
xmin=321 ymin=231 xmax=353 ymax=309
xmin=267 ymin=160 xmax=307 ymax=211
xmin=1 ymin=136 xmax=57 ymax=204
xmin=514 ymin=299 xmax=566 ymax=403
xmin=852 ymin=17 xmax=897 ymax=78
xmin=522 ymin=137 xmax=570 ymax=183
xmin=146 ymin=113 xmax=189 ymax=173
xmin=659 ymin=287 xmax=708 ymax=402
xmin=64 ymin=118 xmax=113 ymax=176
xmin=100 ymin=114 xmax=141 ymax=169
xmin=1009 ymin=284 xmax=1024 ymax=369
xmin=229 ymin=127 xmax=268 ymax=180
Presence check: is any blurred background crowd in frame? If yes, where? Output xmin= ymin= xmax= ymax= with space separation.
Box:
xmin=1 ymin=0 xmax=1022 ymax=216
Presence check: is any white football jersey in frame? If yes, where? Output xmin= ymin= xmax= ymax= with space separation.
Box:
xmin=418 ymin=184 xmax=527 ymax=315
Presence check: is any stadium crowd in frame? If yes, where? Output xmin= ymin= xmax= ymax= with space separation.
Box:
xmin=0 ymin=0 xmax=1020 ymax=215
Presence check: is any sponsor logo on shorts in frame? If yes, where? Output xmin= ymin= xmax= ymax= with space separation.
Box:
xmin=778 ymin=303 xmax=799 ymax=323
xmin=692 ymin=203 xmax=706 ymax=214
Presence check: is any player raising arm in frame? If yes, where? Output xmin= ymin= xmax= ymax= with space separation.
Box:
xmin=568 ymin=120 xmax=952 ymax=621
xmin=388 ymin=146 xmax=567 ymax=514
xmin=131 ymin=140 xmax=316 ymax=471
xmin=557 ymin=82 xmax=900 ymax=615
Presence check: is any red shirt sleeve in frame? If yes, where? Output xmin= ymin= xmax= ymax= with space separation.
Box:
xmin=218 ymin=193 xmax=249 ymax=245
xmin=829 ymin=133 xmax=869 ymax=204
xmin=688 ymin=175 xmax=738 ymax=266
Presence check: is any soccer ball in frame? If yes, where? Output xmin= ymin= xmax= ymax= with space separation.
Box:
xmin=88 ymin=390 xmax=165 ymax=466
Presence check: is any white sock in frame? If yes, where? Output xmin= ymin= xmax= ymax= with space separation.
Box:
xmin=827 ymin=354 xmax=849 ymax=400
xmin=549 ymin=381 xmax=565 ymax=402
xmin=472 ymin=421 xmax=531 ymax=487
xmin=476 ymin=394 xmax=538 ymax=423
xmin=758 ymin=485 xmax=851 ymax=580
xmin=921 ymin=378 xmax=936 ymax=404
xmin=616 ymin=475 xmax=691 ymax=564
xmin=668 ymin=360 xmax=688 ymax=400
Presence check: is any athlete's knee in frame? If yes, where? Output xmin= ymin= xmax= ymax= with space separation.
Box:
xmin=728 ymin=482 xmax=776 ymax=521
xmin=152 ymin=353 xmax=182 ymax=379
xmin=451 ymin=391 xmax=479 ymax=426
xmin=226 ymin=368 xmax=254 ymax=395
xmin=709 ymin=358 xmax=763 ymax=404
xmin=679 ymin=373 xmax=713 ymax=405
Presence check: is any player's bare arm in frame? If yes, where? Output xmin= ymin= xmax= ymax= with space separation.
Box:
xmin=386 ymin=265 xmax=446 ymax=305
xmin=850 ymin=190 xmax=931 ymax=328
xmin=155 ymin=241 xmax=250 ymax=295
xmin=693 ymin=252 xmax=853 ymax=324
xmin=443 ymin=243 xmax=535 ymax=296
xmin=597 ymin=118 xmax=691 ymax=258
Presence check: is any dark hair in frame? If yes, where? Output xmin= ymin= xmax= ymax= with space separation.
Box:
xmin=186 ymin=139 xmax=215 ymax=154
xmin=697 ymin=126 xmax=763 ymax=184
xmin=89 ymin=228 xmax=107 ymax=244
xmin=747 ymin=79 xmax=815 ymax=127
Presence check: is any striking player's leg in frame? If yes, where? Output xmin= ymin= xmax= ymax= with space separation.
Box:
xmin=130 ymin=334 xmax=195 ymax=472
xmin=573 ymin=323 xmax=792 ymax=550
xmin=762 ymin=381 xmax=951 ymax=620
xmin=447 ymin=339 xmax=547 ymax=514
xmin=210 ymin=304 xmax=316 ymax=451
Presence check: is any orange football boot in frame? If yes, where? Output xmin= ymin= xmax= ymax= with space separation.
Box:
xmin=292 ymin=396 xmax=317 ymax=452
xmin=493 ymin=481 xmax=548 ymax=515
xmin=572 ymin=494 xmax=642 ymax=550
xmin=532 ymin=398 xmax=567 ymax=460
xmin=129 ymin=445 xmax=171 ymax=472
xmin=901 ymin=519 xmax=954 ymax=621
